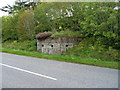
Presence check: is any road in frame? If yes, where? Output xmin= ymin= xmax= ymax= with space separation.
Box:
xmin=0 ymin=53 xmax=119 ymax=88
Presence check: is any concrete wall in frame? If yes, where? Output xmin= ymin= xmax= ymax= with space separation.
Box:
xmin=37 ymin=37 xmax=83 ymax=55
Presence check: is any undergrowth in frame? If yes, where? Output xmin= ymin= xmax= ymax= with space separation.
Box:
xmin=65 ymin=38 xmax=119 ymax=62
xmin=2 ymin=40 xmax=37 ymax=51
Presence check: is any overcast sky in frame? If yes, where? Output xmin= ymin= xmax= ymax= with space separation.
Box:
xmin=0 ymin=0 xmax=16 ymax=17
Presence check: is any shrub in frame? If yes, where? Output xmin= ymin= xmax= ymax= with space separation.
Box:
xmin=65 ymin=38 xmax=119 ymax=62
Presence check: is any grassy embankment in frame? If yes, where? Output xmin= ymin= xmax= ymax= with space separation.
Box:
xmin=1 ymin=31 xmax=119 ymax=69
xmin=1 ymin=40 xmax=119 ymax=69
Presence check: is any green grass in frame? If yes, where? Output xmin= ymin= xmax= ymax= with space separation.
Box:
xmin=1 ymin=48 xmax=119 ymax=69
xmin=2 ymin=40 xmax=37 ymax=51
xmin=51 ymin=30 xmax=83 ymax=37
xmin=65 ymin=44 xmax=119 ymax=62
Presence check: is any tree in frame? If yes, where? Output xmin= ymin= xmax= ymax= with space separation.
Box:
xmin=2 ymin=16 xmax=19 ymax=41
xmin=17 ymin=10 xmax=35 ymax=40
xmin=0 ymin=0 xmax=39 ymax=14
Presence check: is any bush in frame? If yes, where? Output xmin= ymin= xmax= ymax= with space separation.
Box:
xmin=2 ymin=40 xmax=37 ymax=51
xmin=65 ymin=38 xmax=119 ymax=62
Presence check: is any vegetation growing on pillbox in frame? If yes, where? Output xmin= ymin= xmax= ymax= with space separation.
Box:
xmin=1 ymin=1 xmax=120 ymax=68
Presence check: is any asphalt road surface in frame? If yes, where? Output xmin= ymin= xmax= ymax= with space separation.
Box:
xmin=0 ymin=53 xmax=119 ymax=88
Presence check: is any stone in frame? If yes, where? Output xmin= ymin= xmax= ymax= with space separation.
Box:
xmin=37 ymin=37 xmax=84 ymax=55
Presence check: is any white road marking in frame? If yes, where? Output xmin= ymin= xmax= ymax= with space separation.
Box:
xmin=0 ymin=63 xmax=57 ymax=81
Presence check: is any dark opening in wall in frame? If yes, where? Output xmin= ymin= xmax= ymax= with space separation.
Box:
xmin=42 ymin=45 xmax=44 ymax=47
xmin=51 ymin=45 xmax=53 ymax=47
xmin=66 ymin=45 xmax=68 ymax=47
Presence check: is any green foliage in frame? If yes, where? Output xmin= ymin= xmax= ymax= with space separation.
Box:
xmin=51 ymin=30 xmax=83 ymax=37
xmin=33 ymin=2 xmax=119 ymax=50
xmin=2 ymin=40 xmax=37 ymax=51
xmin=17 ymin=10 xmax=35 ymax=40
xmin=1 ymin=2 xmax=119 ymax=62
xmin=65 ymin=38 xmax=119 ymax=62
xmin=0 ymin=17 xmax=2 ymax=35
xmin=34 ymin=3 xmax=52 ymax=33
xmin=34 ymin=2 xmax=73 ymax=33
xmin=2 ymin=16 xmax=19 ymax=41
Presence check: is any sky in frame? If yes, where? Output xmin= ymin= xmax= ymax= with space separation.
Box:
xmin=0 ymin=0 xmax=16 ymax=17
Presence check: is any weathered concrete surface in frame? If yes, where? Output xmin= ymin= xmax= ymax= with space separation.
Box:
xmin=37 ymin=37 xmax=83 ymax=55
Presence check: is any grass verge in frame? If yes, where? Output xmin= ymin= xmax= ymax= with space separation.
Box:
xmin=1 ymin=48 xmax=119 ymax=69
